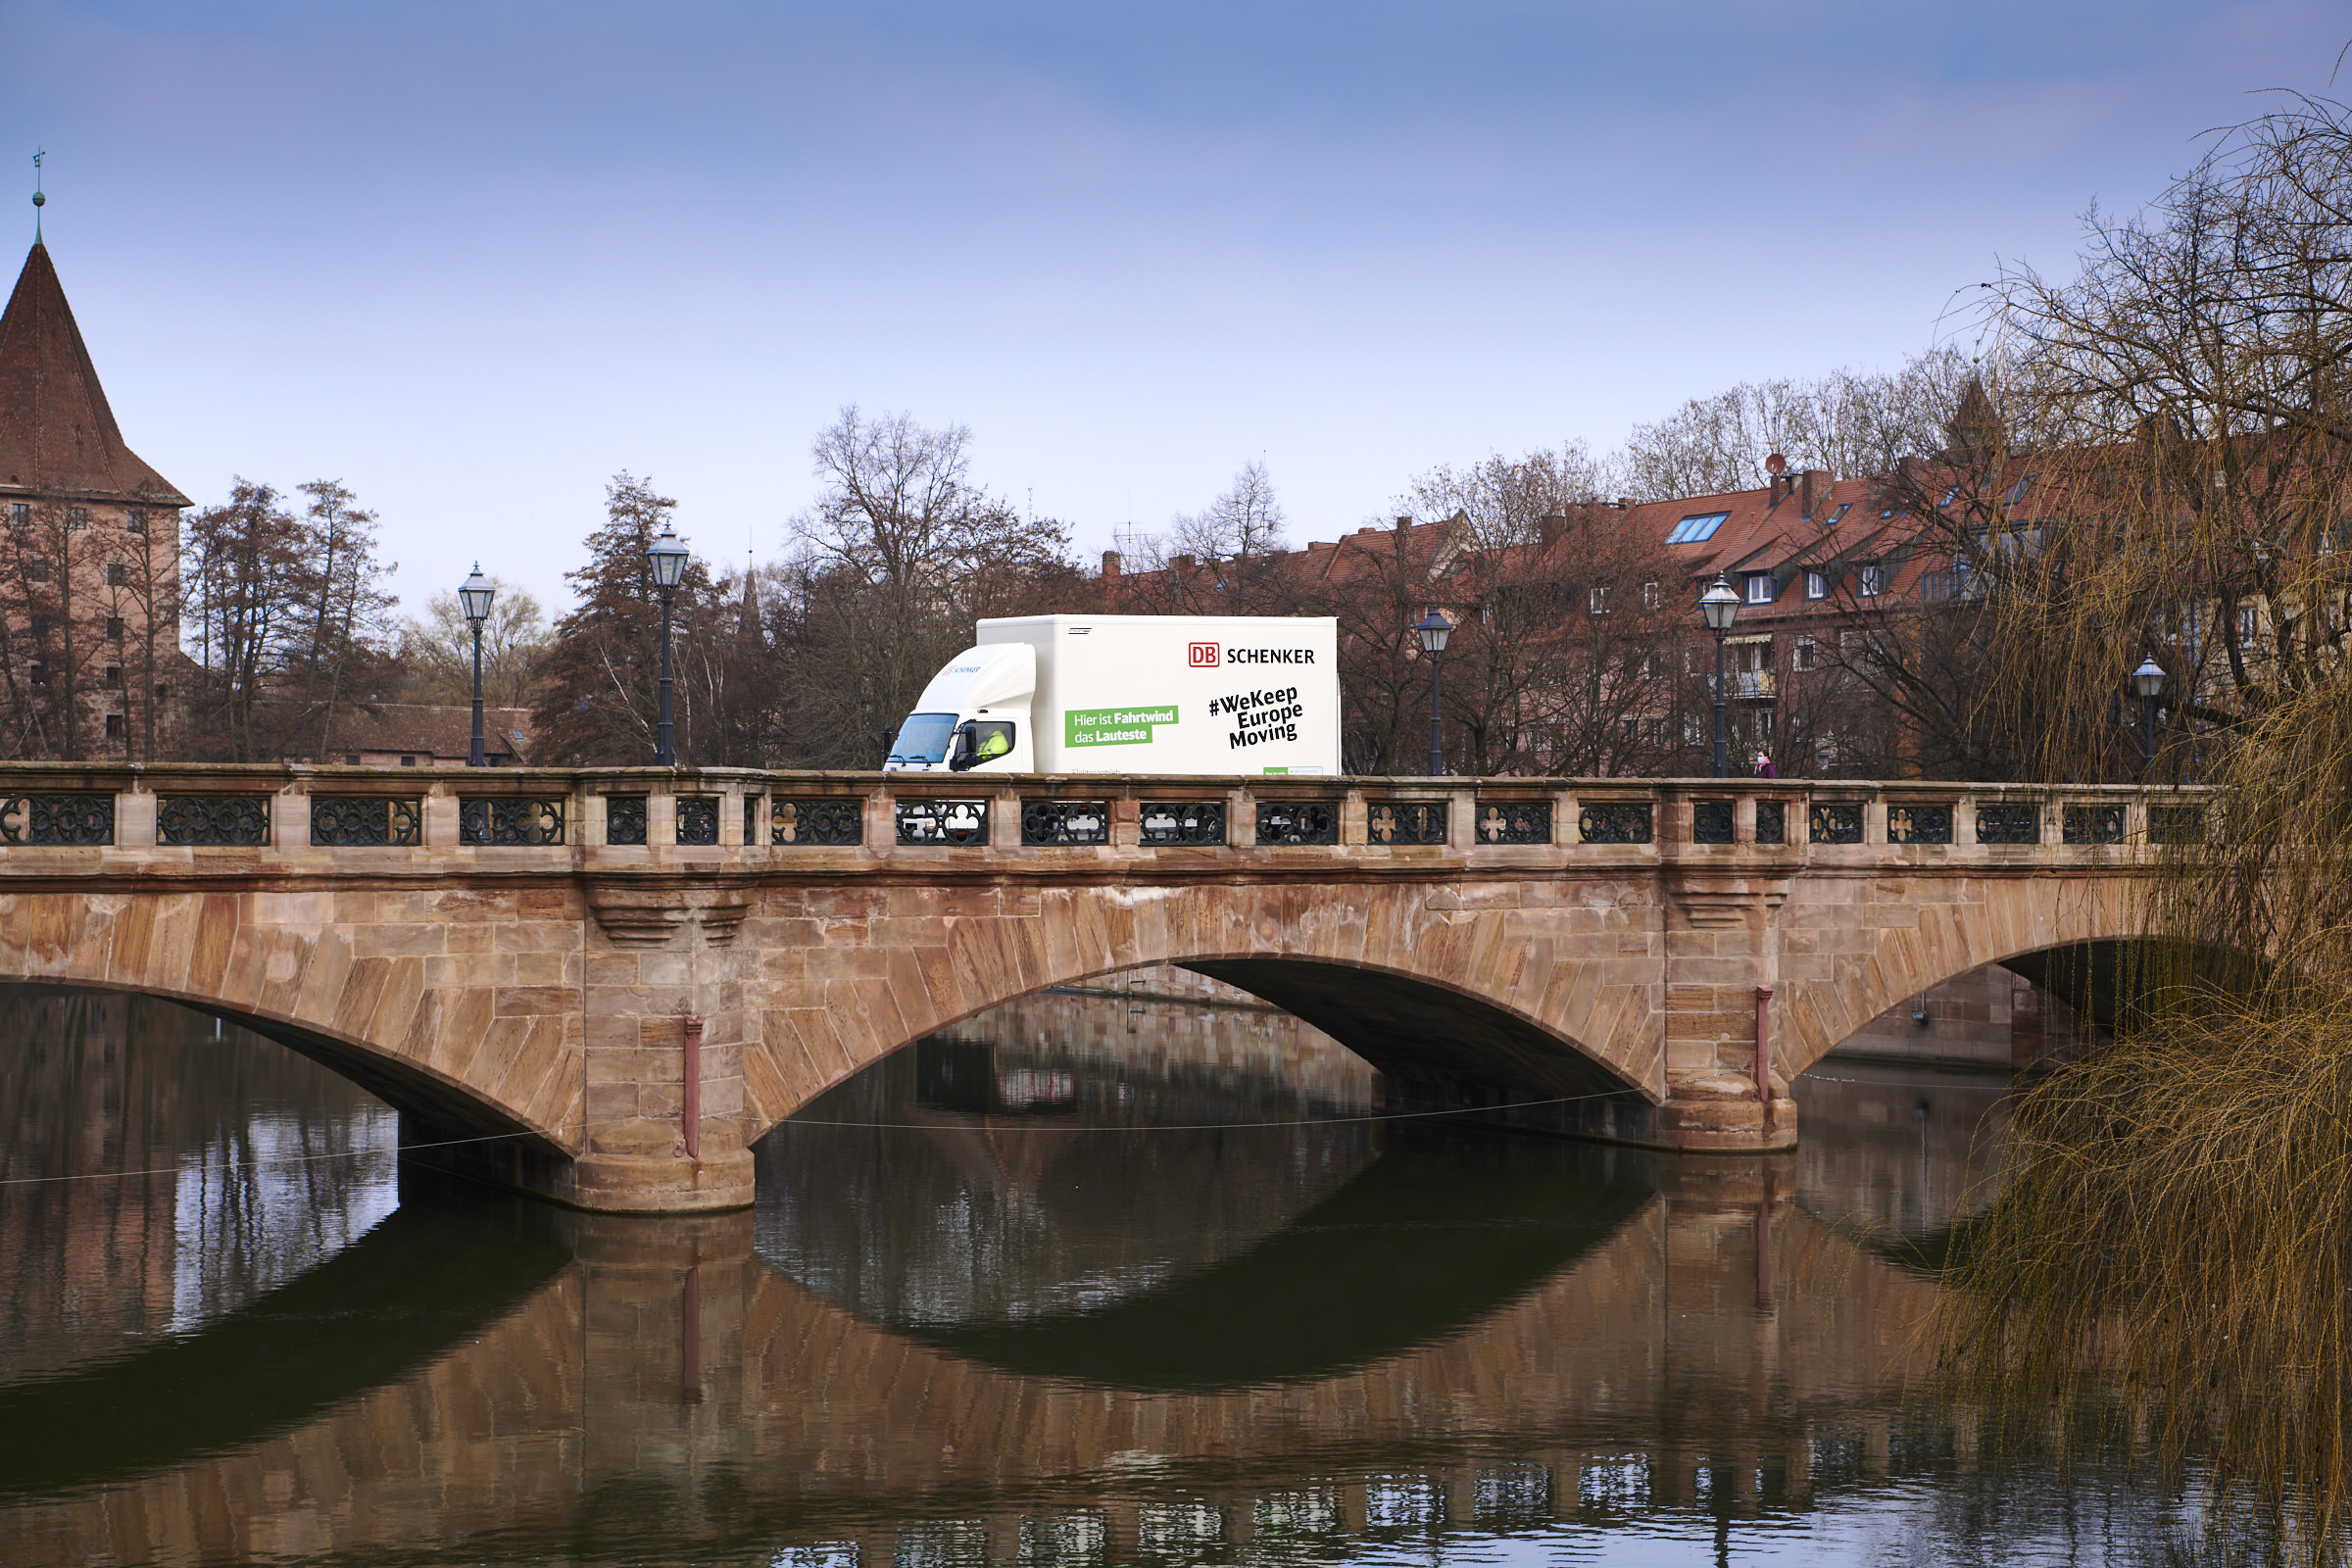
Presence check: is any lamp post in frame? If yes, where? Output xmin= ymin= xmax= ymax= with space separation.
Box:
xmin=2133 ymin=655 xmax=2165 ymax=776
xmin=649 ymin=524 xmax=689 ymax=766
xmin=459 ymin=564 xmax=495 ymax=767
xmin=1699 ymin=573 xmax=1740 ymax=777
xmin=1414 ymin=608 xmax=1451 ymax=776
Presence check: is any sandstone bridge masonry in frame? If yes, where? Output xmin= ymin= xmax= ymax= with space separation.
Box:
xmin=0 ymin=764 xmax=2187 ymax=1211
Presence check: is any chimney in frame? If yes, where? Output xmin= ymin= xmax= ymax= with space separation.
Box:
xmin=1798 ymin=470 xmax=1820 ymax=518
xmin=1173 ymin=553 xmax=1197 ymax=574
xmin=1616 ymin=497 xmax=1633 ymax=511
xmin=1537 ymin=513 xmax=1567 ymax=549
xmin=1396 ymin=514 xmax=1412 ymax=531
xmin=1101 ymin=549 xmax=1121 ymax=579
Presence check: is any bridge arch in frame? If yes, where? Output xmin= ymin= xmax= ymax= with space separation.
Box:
xmin=0 ymin=889 xmax=574 ymax=1164
xmin=747 ymin=878 xmax=1667 ymax=1143
xmin=1778 ymin=873 xmax=2170 ymax=1078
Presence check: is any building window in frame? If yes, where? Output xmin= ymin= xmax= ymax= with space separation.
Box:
xmin=1805 ymin=570 xmax=1828 ymax=599
xmin=27 ymin=617 xmax=46 ymax=640
xmin=1827 ymin=503 xmax=1850 ymax=527
xmin=2238 ymin=605 xmax=2260 ymax=647
xmin=399 ymin=755 xmax=416 ymax=766
xmin=5 ymin=504 xmax=24 ymax=528
xmin=1642 ymin=579 xmax=1661 ymax=610
xmin=104 ymin=713 xmax=122 ymax=739
xmin=28 ymin=663 xmax=46 ymax=686
xmin=1795 ymin=636 xmax=1817 ymax=670
xmin=122 ymin=509 xmax=144 ymax=534
xmin=1858 ymin=563 xmax=1884 ymax=597
xmin=105 ymin=563 xmax=125 ymax=586
xmin=1665 ymin=512 xmax=1730 ymax=544
xmin=1589 ymin=585 xmax=1610 ymax=614
xmin=1939 ymin=486 xmax=1961 ymax=508
xmin=66 ymin=507 xmax=88 ymax=530
xmin=345 ymin=753 xmax=360 ymax=764
xmin=2005 ymin=473 xmax=2036 ymax=507
xmin=1744 ymin=573 xmax=1774 ymax=605
xmin=26 ymin=559 xmax=50 ymax=583
xmin=105 ymin=616 xmax=122 ymax=641
xmin=103 ymin=665 xmax=121 ymax=687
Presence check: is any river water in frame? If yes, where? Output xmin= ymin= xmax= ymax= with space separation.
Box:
xmin=0 ymin=984 xmax=2203 ymax=1565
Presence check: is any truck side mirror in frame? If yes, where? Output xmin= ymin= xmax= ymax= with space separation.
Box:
xmin=947 ymin=721 xmax=979 ymax=772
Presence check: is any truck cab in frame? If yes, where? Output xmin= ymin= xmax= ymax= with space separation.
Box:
xmin=883 ymin=643 xmax=1037 ymax=773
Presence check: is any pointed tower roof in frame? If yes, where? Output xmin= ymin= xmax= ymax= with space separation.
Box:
xmin=0 ymin=242 xmax=188 ymax=507
xmin=1943 ymin=374 xmax=2002 ymax=458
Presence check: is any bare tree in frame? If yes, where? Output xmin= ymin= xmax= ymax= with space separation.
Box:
xmin=783 ymin=408 xmax=1073 ymax=765
xmin=397 ymin=578 xmax=552 ymax=709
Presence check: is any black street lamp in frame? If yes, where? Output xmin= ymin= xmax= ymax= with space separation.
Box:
xmin=2133 ymin=655 xmax=2165 ymax=776
xmin=1699 ymin=573 xmax=1740 ymax=777
xmin=649 ymin=524 xmax=689 ymax=766
xmin=1414 ymin=608 xmax=1451 ymax=776
xmin=459 ymin=564 xmax=495 ymax=767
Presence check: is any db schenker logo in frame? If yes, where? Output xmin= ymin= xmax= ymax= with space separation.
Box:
xmin=1188 ymin=642 xmax=1220 ymax=668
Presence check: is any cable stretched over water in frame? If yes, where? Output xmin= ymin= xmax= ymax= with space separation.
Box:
xmin=0 ymin=1079 xmax=1749 ymax=1190
xmin=0 ymin=1069 xmax=1973 ymax=1193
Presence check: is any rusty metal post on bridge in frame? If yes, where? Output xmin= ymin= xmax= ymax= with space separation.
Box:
xmin=681 ymin=1016 xmax=704 ymax=1163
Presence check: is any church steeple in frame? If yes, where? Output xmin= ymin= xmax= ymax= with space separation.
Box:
xmin=0 ymin=240 xmax=188 ymax=507
xmin=1944 ymin=374 xmax=2003 ymax=459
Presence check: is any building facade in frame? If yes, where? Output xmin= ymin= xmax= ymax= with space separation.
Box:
xmin=0 ymin=240 xmax=188 ymax=760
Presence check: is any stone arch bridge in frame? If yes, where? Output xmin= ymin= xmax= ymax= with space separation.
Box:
xmin=0 ymin=764 xmax=2184 ymax=1210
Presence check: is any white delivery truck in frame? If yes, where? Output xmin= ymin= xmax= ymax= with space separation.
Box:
xmin=884 ymin=614 xmax=1341 ymax=775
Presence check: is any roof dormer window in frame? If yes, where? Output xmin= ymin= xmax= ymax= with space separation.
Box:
xmin=1665 ymin=512 xmax=1729 ymax=544
xmin=1744 ymin=573 xmax=1774 ymax=605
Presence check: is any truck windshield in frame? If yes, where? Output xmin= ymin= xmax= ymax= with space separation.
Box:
xmin=889 ymin=712 xmax=960 ymax=765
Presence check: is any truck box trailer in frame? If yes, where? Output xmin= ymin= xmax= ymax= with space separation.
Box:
xmin=884 ymin=614 xmax=1341 ymax=775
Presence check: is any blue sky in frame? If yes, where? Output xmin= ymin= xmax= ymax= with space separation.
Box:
xmin=5 ymin=1 xmax=2343 ymax=614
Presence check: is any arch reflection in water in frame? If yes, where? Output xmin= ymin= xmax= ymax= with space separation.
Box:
xmin=0 ymin=981 xmax=2217 ymax=1564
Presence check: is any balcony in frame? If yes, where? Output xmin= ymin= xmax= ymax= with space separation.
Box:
xmin=1709 ymin=671 xmax=1778 ymax=701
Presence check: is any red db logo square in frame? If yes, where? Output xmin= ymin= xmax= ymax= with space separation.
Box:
xmin=1188 ymin=642 xmax=1220 ymax=668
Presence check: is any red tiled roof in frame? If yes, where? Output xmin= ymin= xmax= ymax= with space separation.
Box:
xmin=0 ymin=243 xmax=188 ymax=507
xmin=334 ymin=705 xmax=536 ymax=761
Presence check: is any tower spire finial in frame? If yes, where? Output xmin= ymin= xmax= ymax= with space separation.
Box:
xmin=30 ymin=149 xmax=44 ymax=243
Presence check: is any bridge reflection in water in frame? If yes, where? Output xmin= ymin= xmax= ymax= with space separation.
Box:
xmin=0 ymin=984 xmax=2158 ymax=1565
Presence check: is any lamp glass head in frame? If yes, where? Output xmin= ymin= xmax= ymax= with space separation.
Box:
xmin=2134 ymin=655 xmax=2165 ymax=700
xmin=458 ymin=564 xmax=495 ymax=624
xmin=649 ymin=525 xmax=689 ymax=590
xmin=1414 ymin=608 xmax=1451 ymax=655
xmin=1699 ymin=573 xmax=1740 ymax=632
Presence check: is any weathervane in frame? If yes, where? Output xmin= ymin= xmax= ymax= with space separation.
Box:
xmin=31 ymin=149 xmax=43 ymax=242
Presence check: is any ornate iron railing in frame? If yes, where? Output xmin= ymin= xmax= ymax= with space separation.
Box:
xmin=460 ymin=798 xmax=564 ymax=847
xmin=1022 ymin=800 xmax=1109 ymax=846
xmin=1139 ymin=801 xmax=1224 ymax=847
xmin=2148 ymin=805 xmax=2205 ymax=845
xmin=0 ymin=794 xmax=113 ymax=846
xmin=1367 ymin=801 xmax=1447 ymax=846
xmin=311 ymin=797 xmax=421 ymax=847
xmin=1691 ymin=801 xmax=1734 ymax=844
xmin=1477 ymin=801 xmax=1553 ymax=845
xmin=1754 ymin=801 xmax=1786 ymax=845
xmin=1886 ymin=804 xmax=1953 ymax=845
xmin=1809 ymin=803 xmax=1864 ymax=845
xmin=772 ymin=799 xmax=861 ymax=846
xmin=157 ymin=795 xmax=270 ymax=847
xmin=1255 ymin=801 xmax=1339 ymax=846
xmin=675 ymin=796 xmax=719 ymax=846
xmin=1578 ymin=802 xmax=1651 ymax=844
xmin=606 ymin=796 xmax=648 ymax=845
xmin=1977 ymin=804 xmax=2037 ymax=845
xmin=898 ymin=799 xmax=989 ymax=846
xmin=2063 ymin=804 xmax=2126 ymax=846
